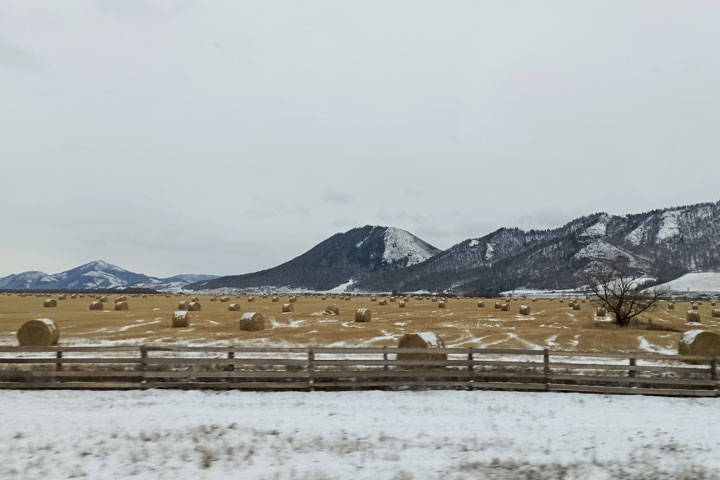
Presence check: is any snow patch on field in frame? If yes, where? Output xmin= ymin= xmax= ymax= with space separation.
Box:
xmin=118 ymin=320 xmax=161 ymax=332
xmin=270 ymin=319 xmax=305 ymax=329
xmin=3 ymin=390 xmax=717 ymax=480
xmin=637 ymin=336 xmax=676 ymax=355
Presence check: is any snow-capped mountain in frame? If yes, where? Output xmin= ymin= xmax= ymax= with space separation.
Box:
xmin=0 ymin=261 xmax=219 ymax=291
xmin=354 ymin=201 xmax=720 ymax=294
xmin=186 ymin=226 xmax=441 ymax=292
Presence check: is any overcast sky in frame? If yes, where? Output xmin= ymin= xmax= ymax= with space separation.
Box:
xmin=1 ymin=1 xmax=719 ymax=277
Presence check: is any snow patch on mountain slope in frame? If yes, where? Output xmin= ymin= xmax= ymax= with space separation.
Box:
xmin=329 ymin=279 xmax=355 ymax=293
xmin=657 ymin=210 xmax=681 ymax=242
xmin=625 ymin=220 xmax=650 ymax=246
xmin=580 ymin=220 xmax=607 ymax=238
xmin=485 ymin=243 xmax=495 ymax=260
xmin=573 ymin=241 xmax=635 ymax=262
xmin=382 ymin=227 xmax=436 ymax=266
xmin=75 ymin=271 xmax=125 ymax=288
xmin=652 ymin=272 xmax=720 ymax=293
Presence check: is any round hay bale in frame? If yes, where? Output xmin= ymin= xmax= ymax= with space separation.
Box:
xmin=686 ymin=310 xmax=701 ymax=323
xmin=282 ymin=303 xmax=294 ymax=313
xmin=17 ymin=318 xmax=60 ymax=346
xmin=501 ymin=303 xmax=509 ymax=312
xmin=187 ymin=301 xmax=201 ymax=312
xmin=438 ymin=301 xmax=446 ymax=308
xmin=572 ymin=303 xmax=581 ymax=311
xmin=320 ymin=296 xmax=327 ymax=301
xmin=247 ymin=296 xmax=256 ymax=303
xmin=228 ymin=303 xmax=241 ymax=312
xmin=172 ymin=311 xmax=189 ymax=328
xmin=58 ymin=294 xmax=67 ymax=300
xmin=494 ymin=302 xmax=501 ymax=309
xmin=692 ymin=303 xmax=699 ymax=310
xmin=272 ymin=296 xmax=280 ymax=302
xmin=389 ymin=297 xmax=396 ymax=302
xmin=89 ymin=301 xmax=104 ymax=310
xmin=371 ymin=296 xmax=377 ymax=302
xmin=355 ymin=308 xmax=371 ymax=322
xmin=289 ymin=296 xmax=297 ymax=303
xmin=210 ymin=297 xmax=217 ymax=302
xmin=667 ymin=303 xmax=675 ymax=310
xmin=116 ymin=296 xmax=127 ymax=302
xmin=43 ymin=299 xmax=57 ymax=308
xmin=678 ymin=330 xmax=720 ymax=356
xmin=519 ymin=305 xmax=530 ymax=315
xmin=399 ymin=301 xmax=406 ymax=308
xmin=239 ymin=312 xmax=265 ymax=332
xmin=325 ymin=305 xmax=340 ymax=315
xmin=397 ymin=332 xmax=447 ymax=362
xmin=219 ymin=296 xmax=229 ymax=303
xmin=191 ymin=297 xmax=199 ymax=302
xmin=477 ymin=301 xmax=485 ymax=308
xmin=378 ymin=299 xmax=387 ymax=306
xmin=596 ymin=307 xmax=607 ymax=316
xmin=114 ymin=301 xmax=129 ymax=311
xmin=99 ymin=296 xmax=108 ymax=302
xmin=431 ymin=298 xmax=438 ymax=303
xmin=178 ymin=301 xmax=188 ymax=310
xmin=712 ymin=309 xmax=720 ymax=318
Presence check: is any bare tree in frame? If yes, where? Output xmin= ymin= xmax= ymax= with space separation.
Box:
xmin=584 ymin=261 xmax=665 ymax=327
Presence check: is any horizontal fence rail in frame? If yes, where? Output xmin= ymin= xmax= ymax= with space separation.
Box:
xmin=0 ymin=346 xmax=716 ymax=397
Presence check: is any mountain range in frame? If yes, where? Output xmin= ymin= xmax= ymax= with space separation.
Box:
xmin=188 ymin=200 xmax=720 ymax=294
xmin=2 ymin=200 xmax=719 ymax=294
xmin=0 ymin=260 xmax=218 ymax=291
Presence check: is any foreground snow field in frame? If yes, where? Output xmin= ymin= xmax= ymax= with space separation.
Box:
xmin=1 ymin=390 xmax=718 ymax=480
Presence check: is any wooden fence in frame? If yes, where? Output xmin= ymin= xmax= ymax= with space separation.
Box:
xmin=0 ymin=346 xmax=717 ymax=397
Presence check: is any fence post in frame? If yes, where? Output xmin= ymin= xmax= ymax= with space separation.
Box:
xmin=468 ymin=348 xmax=474 ymax=391
xmin=383 ymin=346 xmax=389 ymax=372
xmin=55 ymin=350 xmax=63 ymax=384
xmin=140 ymin=345 xmax=147 ymax=371
xmin=227 ymin=351 xmax=235 ymax=384
xmin=543 ymin=349 xmax=550 ymax=390
xmin=711 ymin=356 xmax=717 ymax=384
xmin=55 ymin=351 xmax=63 ymax=372
xmin=628 ymin=358 xmax=636 ymax=388
xmin=308 ymin=349 xmax=315 ymax=392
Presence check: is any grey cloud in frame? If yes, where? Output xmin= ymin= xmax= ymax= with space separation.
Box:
xmin=0 ymin=38 xmax=43 ymax=70
xmin=321 ymin=191 xmax=354 ymax=205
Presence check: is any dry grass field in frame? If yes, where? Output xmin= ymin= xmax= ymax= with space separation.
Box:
xmin=0 ymin=293 xmax=718 ymax=353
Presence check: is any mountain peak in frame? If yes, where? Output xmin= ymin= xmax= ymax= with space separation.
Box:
xmin=187 ymin=225 xmax=441 ymax=292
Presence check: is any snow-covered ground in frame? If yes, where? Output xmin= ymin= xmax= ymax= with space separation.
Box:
xmin=653 ymin=272 xmax=720 ymax=293
xmin=1 ymin=390 xmax=718 ymax=479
